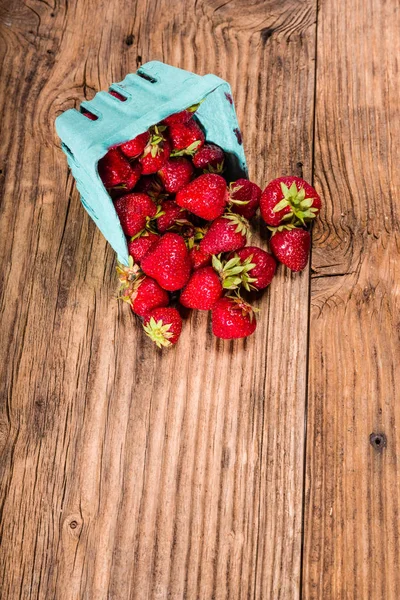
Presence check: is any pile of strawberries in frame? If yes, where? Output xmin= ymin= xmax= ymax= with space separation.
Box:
xmin=94 ymin=98 xmax=321 ymax=347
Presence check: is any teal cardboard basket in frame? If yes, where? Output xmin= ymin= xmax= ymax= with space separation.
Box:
xmin=55 ymin=61 xmax=248 ymax=265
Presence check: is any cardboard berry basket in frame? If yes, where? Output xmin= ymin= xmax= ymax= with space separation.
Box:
xmin=55 ymin=61 xmax=248 ymax=265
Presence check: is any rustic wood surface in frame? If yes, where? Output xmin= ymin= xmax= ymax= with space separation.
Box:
xmin=0 ymin=0 xmax=397 ymax=599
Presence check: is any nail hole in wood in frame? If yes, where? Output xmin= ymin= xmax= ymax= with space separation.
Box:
xmin=125 ymin=34 xmax=134 ymax=46
xmin=50 ymin=12 xmax=55 ymax=17
xmin=369 ymin=432 xmax=386 ymax=452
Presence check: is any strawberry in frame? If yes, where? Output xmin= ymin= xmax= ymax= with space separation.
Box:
xmin=141 ymin=232 xmax=192 ymax=291
xmin=229 ymin=179 xmax=262 ymax=220
xmin=120 ymin=131 xmax=150 ymax=159
xmin=143 ymin=307 xmax=182 ymax=348
xmin=135 ymin=175 xmax=168 ymax=200
xmin=108 ymin=90 xmax=126 ymax=101
xmin=156 ymin=200 xmax=188 ymax=233
xmin=175 ymin=174 xmax=228 ymax=220
xmin=212 ymin=296 xmax=257 ymax=339
xmin=98 ymin=148 xmax=141 ymax=190
xmin=83 ymin=111 xmax=97 ymax=120
xmin=180 ymin=266 xmax=222 ymax=310
xmin=234 ymin=246 xmax=277 ymax=289
xmin=169 ymin=119 xmax=205 ymax=152
xmin=114 ymin=193 xmax=157 ymax=237
xmin=116 ymin=259 xmax=168 ymax=317
xmin=269 ymin=227 xmax=311 ymax=272
xmin=128 ymin=232 xmax=160 ymax=264
xmin=260 ymin=177 xmax=321 ymax=226
xmin=158 ymin=157 xmax=194 ymax=193
xmin=192 ymin=143 xmax=225 ymax=173
xmin=189 ymin=246 xmax=211 ymax=270
xmin=139 ymin=126 xmax=171 ymax=174
xmin=200 ymin=213 xmax=249 ymax=255
xmin=127 ymin=276 xmax=169 ymax=317
xmin=163 ymin=103 xmax=201 ymax=126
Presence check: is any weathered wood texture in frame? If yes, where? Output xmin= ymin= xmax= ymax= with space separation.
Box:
xmin=0 ymin=1 xmax=316 ymax=599
xmin=303 ymin=0 xmax=400 ymax=598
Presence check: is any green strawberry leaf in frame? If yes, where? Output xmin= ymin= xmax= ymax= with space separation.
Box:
xmin=273 ymin=199 xmax=290 ymax=213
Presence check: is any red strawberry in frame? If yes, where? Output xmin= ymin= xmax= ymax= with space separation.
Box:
xmin=260 ymin=177 xmax=321 ymax=226
xmin=120 ymin=131 xmax=150 ymax=159
xmin=175 ymin=174 xmax=228 ymax=220
xmin=234 ymin=246 xmax=277 ymax=289
xmin=229 ymin=179 xmax=262 ymax=220
xmin=128 ymin=232 xmax=160 ymax=264
xmin=189 ymin=246 xmax=211 ymax=270
xmin=169 ymin=119 xmax=205 ymax=152
xmin=83 ymin=111 xmax=97 ymax=120
xmin=200 ymin=213 xmax=249 ymax=255
xmin=163 ymin=103 xmax=200 ymax=126
xmin=156 ymin=200 xmax=188 ymax=233
xmin=141 ymin=232 xmax=192 ymax=291
xmin=192 ymin=143 xmax=225 ymax=173
xmin=143 ymin=307 xmax=182 ymax=348
xmin=139 ymin=126 xmax=171 ymax=174
xmin=158 ymin=157 xmax=194 ymax=193
xmin=135 ymin=175 xmax=167 ymax=200
xmin=108 ymin=90 xmax=126 ymax=101
xmin=128 ymin=276 xmax=169 ymax=317
xmin=212 ymin=296 xmax=257 ymax=339
xmin=180 ymin=266 xmax=222 ymax=310
xmin=98 ymin=148 xmax=141 ymax=189
xmin=114 ymin=193 xmax=157 ymax=237
xmin=269 ymin=227 xmax=311 ymax=272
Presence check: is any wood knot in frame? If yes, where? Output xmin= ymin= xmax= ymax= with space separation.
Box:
xmin=64 ymin=514 xmax=83 ymax=537
xmin=260 ymin=27 xmax=275 ymax=43
xmin=125 ymin=34 xmax=135 ymax=46
xmin=369 ymin=432 xmax=387 ymax=453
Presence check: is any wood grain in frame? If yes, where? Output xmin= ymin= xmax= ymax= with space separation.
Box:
xmin=0 ymin=0 xmax=317 ymax=598
xmin=303 ymin=0 xmax=400 ymax=597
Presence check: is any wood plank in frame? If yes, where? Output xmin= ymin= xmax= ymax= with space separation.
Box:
xmin=303 ymin=0 xmax=400 ymax=597
xmin=0 ymin=1 xmax=316 ymax=598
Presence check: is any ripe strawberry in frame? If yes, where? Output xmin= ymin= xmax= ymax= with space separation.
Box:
xmin=229 ymin=179 xmax=262 ymax=220
xmin=234 ymin=246 xmax=277 ymax=289
xmin=108 ymin=90 xmax=126 ymax=101
xmin=192 ymin=143 xmax=225 ymax=173
xmin=200 ymin=213 xmax=249 ymax=255
xmin=143 ymin=307 xmax=182 ymax=348
xmin=83 ymin=111 xmax=97 ymax=120
xmin=189 ymin=246 xmax=211 ymax=270
xmin=163 ymin=103 xmax=200 ymax=126
xmin=260 ymin=177 xmax=321 ymax=226
xmin=128 ymin=276 xmax=169 ymax=317
xmin=141 ymin=232 xmax=192 ymax=291
xmin=158 ymin=157 xmax=194 ymax=193
xmin=139 ymin=126 xmax=171 ymax=174
xmin=175 ymin=174 xmax=228 ymax=220
xmin=212 ymin=296 xmax=257 ymax=339
xmin=120 ymin=131 xmax=150 ymax=159
xmin=114 ymin=193 xmax=157 ymax=237
xmin=269 ymin=227 xmax=311 ymax=272
xmin=98 ymin=148 xmax=141 ymax=189
xmin=180 ymin=266 xmax=222 ymax=310
xmin=156 ymin=200 xmax=188 ymax=233
xmin=169 ymin=119 xmax=205 ymax=152
xmin=128 ymin=232 xmax=159 ymax=264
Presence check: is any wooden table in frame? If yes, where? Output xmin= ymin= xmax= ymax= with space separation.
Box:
xmin=1 ymin=0 xmax=399 ymax=598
